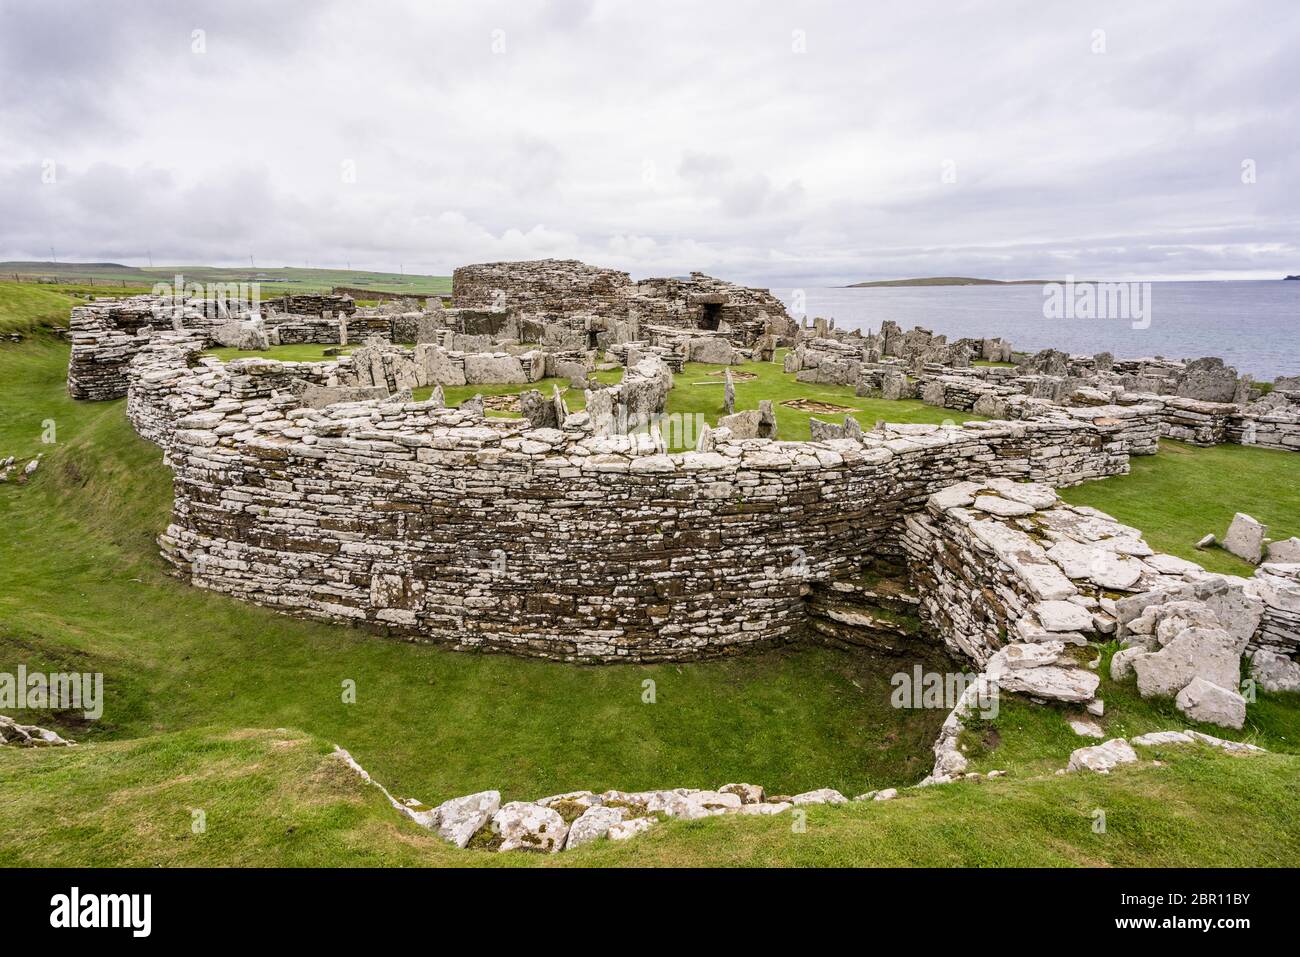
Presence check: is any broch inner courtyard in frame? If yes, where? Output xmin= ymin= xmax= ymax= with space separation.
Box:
xmin=53 ymin=257 xmax=1300 ymax=853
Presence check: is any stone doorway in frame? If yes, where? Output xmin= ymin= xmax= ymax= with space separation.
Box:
xmin=699 ymin=303 xmax=722 ymax=330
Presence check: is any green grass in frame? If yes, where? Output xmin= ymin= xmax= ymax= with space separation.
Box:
xmin=2 ymin=724 xmax=1296 ymax=867
xmin=0 ymin=281 xmax=157 ymax=335
xmin=193 ymin=345 xmax=975 ymax=441
xmin=1061 ymin=440 xmax=1300 ymax=575
xmin=1 ymin=263 xmax=451 ymax=297
xmin=202 ymin=343 xmax=360 ymax=363
xmin=666 ymin=351 xmax=981 ymax=443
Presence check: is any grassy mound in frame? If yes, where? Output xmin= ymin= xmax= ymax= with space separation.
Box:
xmin=2 ymin=724 xmax=1297 ymax=867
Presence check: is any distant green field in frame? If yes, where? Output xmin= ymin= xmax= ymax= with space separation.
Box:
xmin=0 ymin=262 xmax=452 ymax=298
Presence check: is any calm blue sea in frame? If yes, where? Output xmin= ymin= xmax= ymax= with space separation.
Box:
xmin=775 ymin=281 xmax=1299 ymax=381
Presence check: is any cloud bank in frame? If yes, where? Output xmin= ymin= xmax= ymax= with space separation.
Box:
xmin=1 ymin=0 xmax=1296 ymax=285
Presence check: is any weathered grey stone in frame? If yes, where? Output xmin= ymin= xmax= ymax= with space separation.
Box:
xmin=973 ymin=494 xmax=1038 ymax=518
xmin=790 ymin=788 xmax=848 ymax=806
xmin=607 ymin=816 xmax=657 ymax=841
xmin=519 ymin=388 xmax=559 ymax=429
xmin=737 ymin=801 xmax=792 ymax=815
xmin=663 ymin=790 xmax=743 ymax=819
xmin=298 ymin=384 xmax=389 ymax=409
xmin=1066 ymin=738 xmax=1137 ymax=773
xmin=689 ymin=337 xmax=735 ymax=365
xmin=1222 ymin=512 xmax=1266 ymax=564
xmin=1068 ymin=717 xmax=1105 ymax=738
xmin=1248 ymin=648 xmax=1300 ymax=692
xmin=985 ymin=478 xmax=1058 ymax=509
xmin=434 ymin=790 xmax=500 ymax=848
xmin=564 ymin=805 xmax=628 ymax=849
xmin=1265 ymin=537 xmax=1300 ymax=563
xmin=994 ymin=663 xmax=1100 ymax=703
xmin=1130 ymin=730 xmax=1194 ymax=747
xmin=1184 ymin=729 xmax=1265 ymax=752
xmin=1132 ymin=626 xmax=1241 ymax=698
xmin=1175 ymin=676 xmax=1246 ymax=729
xmin=491 ymin=800 xmax=568 ymax=852
xmin=463 ymin=353 xmax=528 ymax=385
xmin=1035 ymin=600 xmax=1093 ymax=633
xmin=1110 ymin=645 xmax=1148 ymax=681
xmin=719 ymin=782 xmax=765 ymax=804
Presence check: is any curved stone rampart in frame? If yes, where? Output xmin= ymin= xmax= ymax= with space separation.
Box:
xmin=129 ymin=336 xmax=1150 ymax=661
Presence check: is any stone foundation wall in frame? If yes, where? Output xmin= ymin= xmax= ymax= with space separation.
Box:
xmin=259 ymin=293 xmax=356 ymax=316
xmin=451 ymin=259 xmax=795 ymax=345
xmin=126 ymin=336 xmax=1153 ymax=662
xmin=452 ymin=260 xmax=634 ymax=319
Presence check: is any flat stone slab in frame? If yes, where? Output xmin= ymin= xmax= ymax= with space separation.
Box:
xmin=970 ymin=521 xmax=1077 ymax=600
xmin=1223 ymin=512 xmax=1266 ymax=564
xmin=995 ymin=662 xmax=1100 ymax=702
xmin=973 ymin=494 xmax=1038 ymax=517
xmin=790 ymin=788 xmax=848 ymax=806
xmin=1130 ymin=730 xmax=1195 ymax=747
xmin=1035 ymin=599 xmax=1094 ymax=633
xmin=1066 ymin=738 xmax=1138 ymax=773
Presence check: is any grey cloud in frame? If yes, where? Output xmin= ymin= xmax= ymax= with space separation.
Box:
xmin=0 ymin=0 xmax=1296 ymax=285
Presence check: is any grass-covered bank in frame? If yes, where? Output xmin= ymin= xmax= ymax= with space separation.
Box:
xmin=1061 ymin=439 xmax=1300 ymax=576
xmin=2 ymin=724 xmax=1296 ymax=867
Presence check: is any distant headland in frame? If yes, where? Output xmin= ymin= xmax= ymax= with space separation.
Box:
xmin=846 ymin=277 xmax=1063 ymax=288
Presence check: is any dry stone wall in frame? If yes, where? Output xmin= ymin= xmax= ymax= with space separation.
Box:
xmin=451 ymin=259 xmax=796 ymax=345
xmin=125 ymin=335 xmax=1152 ymax=662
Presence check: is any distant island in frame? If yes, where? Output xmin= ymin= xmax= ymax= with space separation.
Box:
xmin=1286 ymin=274 xmax=1299 ymax=280
xmin=847 ymin=276 xmax=1063 ymax=288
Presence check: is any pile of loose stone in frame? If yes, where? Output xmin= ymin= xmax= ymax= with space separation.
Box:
xmin=0 ymin=715 xmax=73 ymax=747
xmin=0 ymin=454 xmax=40 ymax=484
xmin=903 ymin=477 xmax=1295 ymax=774
xmin=334 ymin=747 xmax=919 ymax=854
xmin=1064 ymin=729 xmax=1265 ymax=774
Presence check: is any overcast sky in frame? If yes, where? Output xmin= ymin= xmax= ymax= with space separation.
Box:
xmin=1 ymin=0 xmax=1296 ymax=286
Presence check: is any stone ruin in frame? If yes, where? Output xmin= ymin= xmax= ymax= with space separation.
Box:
xmin=67 ymin=258 xmax=796 ymax=406
xmin=787 ymin=319 xmax=1300 ymax=454
xmin=67 ymin=267 xmax=1298 ymax=695
xmin=50 ymin=269 xmax=1300 ymax=852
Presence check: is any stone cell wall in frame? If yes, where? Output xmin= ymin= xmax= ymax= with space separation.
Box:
xmin=259 ymin=294 xmax=357 ymax=316
xmin=68 ymin=299 xmax=170 ymax=400
xmin=451 ymin=259 xmax=795 ymax=345
xmin=452 ymin=260 xmax=635 ymax=319
xmin=131 ymin=337 xmax=1151 ymax=662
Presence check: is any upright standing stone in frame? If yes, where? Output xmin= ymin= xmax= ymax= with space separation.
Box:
xmin=723 ymin=368 xmax=735 ymax=415
xmin=1223 ymin=513 xmax=1266 ymax=564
